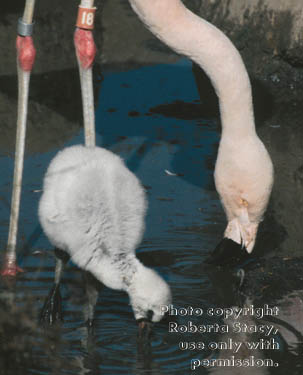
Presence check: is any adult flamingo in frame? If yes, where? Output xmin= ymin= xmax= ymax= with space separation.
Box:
xmin=128 ymin=0 xmax=273 ymax=263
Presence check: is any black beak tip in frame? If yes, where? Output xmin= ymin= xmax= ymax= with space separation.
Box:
xmin=204 ymin=238 xmax=250 ymax=267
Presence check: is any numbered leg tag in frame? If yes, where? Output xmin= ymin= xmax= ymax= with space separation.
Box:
xmin=76 ymin=6 xmax=96 ymax=30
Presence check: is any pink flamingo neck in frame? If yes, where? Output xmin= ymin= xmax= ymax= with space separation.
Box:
xmin=128 ymin=0 xmax=256 ymax=137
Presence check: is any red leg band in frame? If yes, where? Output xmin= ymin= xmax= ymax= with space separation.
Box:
xmin=76 ymin=6 xmax=96 ymax=30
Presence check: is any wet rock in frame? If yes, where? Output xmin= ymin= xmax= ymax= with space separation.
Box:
xmin=241 ymin=256 xmax=303 ymax=303
xmin=197 ymin=0 xmax=303 ymax=100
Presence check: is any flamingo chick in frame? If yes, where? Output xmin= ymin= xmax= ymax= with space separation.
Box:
xmin=38 ymin=145 xmax=171 ymax=326
xmin=128 ymin=0 xmax=274 ymax=263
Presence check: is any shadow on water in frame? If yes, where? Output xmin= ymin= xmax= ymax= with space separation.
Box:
xmin=94 ymin=60 xmax=219 ymax=191
xmin=0 ymin=64 xmax=103 ymax=154
xmin=0 ymin=60 xmax=302 ymax=374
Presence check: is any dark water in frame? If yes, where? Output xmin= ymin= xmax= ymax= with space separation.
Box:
xmin=0 ymin=60 xmax=302 ymax=374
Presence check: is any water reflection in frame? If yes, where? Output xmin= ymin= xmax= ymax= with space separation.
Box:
xmin=204 ymin=263 xmax=303 ymax=375
xmin=207 ymin=296 xmax=272 ymax=375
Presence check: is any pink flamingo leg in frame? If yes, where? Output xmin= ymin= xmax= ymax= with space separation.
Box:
xmin=74 ymin=0 xmax=97 ymax=148
xmin=2 ymin=7 xmax=36 ymax=277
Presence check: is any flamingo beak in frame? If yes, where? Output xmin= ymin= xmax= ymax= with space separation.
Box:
xmin=205 ymin=238 xmax=251 ymax=267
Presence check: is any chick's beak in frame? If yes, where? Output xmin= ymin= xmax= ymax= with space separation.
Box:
xmin=137 ymin=318 xmax=153 ymax=339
